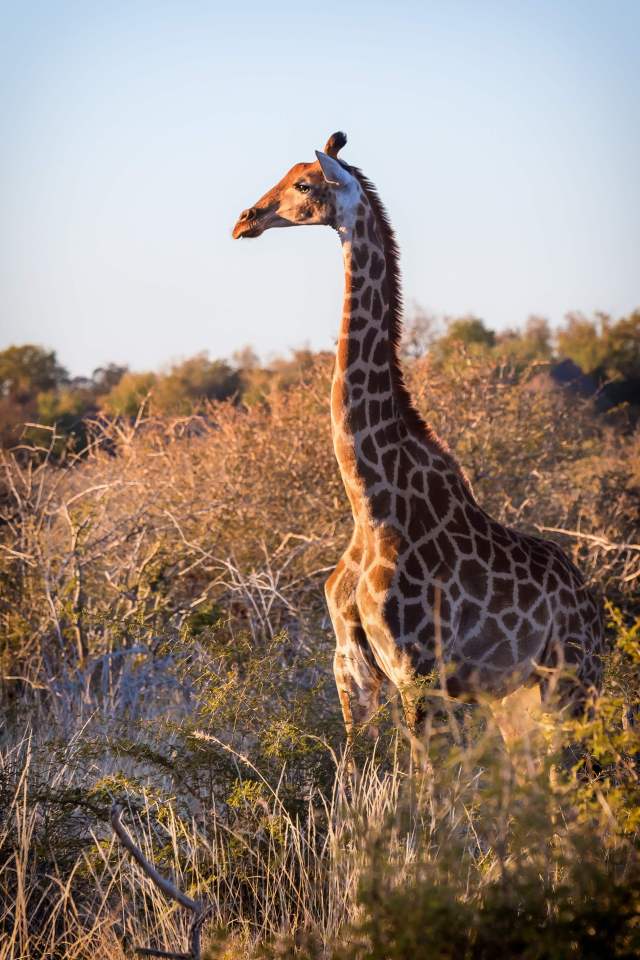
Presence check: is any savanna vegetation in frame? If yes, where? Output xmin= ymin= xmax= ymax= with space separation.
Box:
xmin=1 ymin=309 xmax=639 ymax=958
xmin=2 ymin=309 xmax=639 ymax=454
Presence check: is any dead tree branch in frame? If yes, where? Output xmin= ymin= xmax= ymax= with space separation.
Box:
xmin=535 ymin=525 xmax=640 ymax=553
xmin=110 ymin=804 xmax=205 ymax=960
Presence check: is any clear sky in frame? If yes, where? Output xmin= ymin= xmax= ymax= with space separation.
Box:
xmin=1 ymin=1 xmax=638 ymax=376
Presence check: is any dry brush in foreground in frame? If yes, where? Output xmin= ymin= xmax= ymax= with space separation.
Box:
xmin=1 ymin=354 xmax=639 ymax=957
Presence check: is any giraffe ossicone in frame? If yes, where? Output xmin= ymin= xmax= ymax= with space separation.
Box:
xmin=233 ymin=132 xmax=604 ymax=751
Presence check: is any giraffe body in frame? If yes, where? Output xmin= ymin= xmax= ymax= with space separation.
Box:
xmin=233 ymin=133 xmax=604 ymax=742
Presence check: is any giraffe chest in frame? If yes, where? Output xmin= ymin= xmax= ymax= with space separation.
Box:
xmin=353 ymin=523 xmax=424 ymax=679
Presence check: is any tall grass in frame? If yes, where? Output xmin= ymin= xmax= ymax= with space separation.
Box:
xmin=1 ymin=613 xmax=638 ymax=959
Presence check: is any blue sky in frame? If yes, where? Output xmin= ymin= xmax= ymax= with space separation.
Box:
xmin=1 ymin=1 xmax=638 ymax=376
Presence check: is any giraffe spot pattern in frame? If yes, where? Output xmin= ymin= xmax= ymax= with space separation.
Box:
xmin=322 ymin=197 xmax=604 ymax=711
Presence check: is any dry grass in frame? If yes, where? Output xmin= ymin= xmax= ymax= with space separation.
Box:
xmin=2 ymin=673 xmax=639 ymax=959
xmin=0 ymin=352 xmax=638 ymax=958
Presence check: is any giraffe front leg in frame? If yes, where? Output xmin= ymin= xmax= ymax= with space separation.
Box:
xmin=333 ymin=635 xmax=384 ymax=743
xmin=326 ymin=557 xmax=385 ymax=740
xmin=400 ymin=687 xmax=434 ymax=772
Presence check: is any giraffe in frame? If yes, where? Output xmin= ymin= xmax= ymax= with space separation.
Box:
xmin=232 ymin=131 xmax=604 ymax=754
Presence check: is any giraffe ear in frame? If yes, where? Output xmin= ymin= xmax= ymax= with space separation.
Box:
xmin=315 ymin=150 xmax=352 ymax=188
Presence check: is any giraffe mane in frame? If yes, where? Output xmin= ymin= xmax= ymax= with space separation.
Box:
xmin=341 ymin=161 xmax=471 ymax=485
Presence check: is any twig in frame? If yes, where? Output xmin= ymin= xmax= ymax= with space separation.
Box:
xmin=535 ymin=525 xmax=640 ymax=553
xmin=110 ymin=804 xmax=205 ymax=960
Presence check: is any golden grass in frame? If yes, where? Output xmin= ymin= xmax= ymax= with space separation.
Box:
xmin=0 ymin=353 xmax=638 ymax=957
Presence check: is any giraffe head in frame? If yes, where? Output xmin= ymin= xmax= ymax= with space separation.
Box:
xmin=232 ymin=132 xmax=360 ymax=239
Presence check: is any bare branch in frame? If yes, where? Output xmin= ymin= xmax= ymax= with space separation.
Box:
xmin=535 ymin=525 xmax=640 ymax=554
xmin=110 ymin=804 xmax=204 ymax=960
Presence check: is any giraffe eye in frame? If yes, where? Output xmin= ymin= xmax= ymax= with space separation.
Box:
xmin=295 ymin=182 xmax=310 ymax=194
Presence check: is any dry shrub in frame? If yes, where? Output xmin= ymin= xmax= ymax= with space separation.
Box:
xmin=0 ymin=351 xmax=638 ymax=958
xmin=407 ymin=351 xmax=639 ymax=597
xmin=2 ymin=350 xmax=637 ymax=683
xmin=0 ymin=357 xmax=341 ymax=681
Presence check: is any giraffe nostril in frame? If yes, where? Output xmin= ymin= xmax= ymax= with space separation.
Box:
xmin=242 ymin=207 xmax=258 ymax=222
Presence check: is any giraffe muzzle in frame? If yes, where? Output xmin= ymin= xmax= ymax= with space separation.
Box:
xmin=232 ymin=204 xmax=272 ymax=239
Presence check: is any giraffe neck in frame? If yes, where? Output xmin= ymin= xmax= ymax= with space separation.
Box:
xmin=330 ymin=195 xmax=409 ymax=521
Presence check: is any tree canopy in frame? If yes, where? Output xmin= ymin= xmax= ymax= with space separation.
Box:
xmin=1 ymin=306 xmax=638 ymax=453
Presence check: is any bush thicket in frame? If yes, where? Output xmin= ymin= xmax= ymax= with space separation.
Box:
xmin=0 ymin=347 xmax=638 ymax=959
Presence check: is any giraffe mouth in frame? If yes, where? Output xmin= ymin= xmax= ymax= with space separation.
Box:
xmin=233 ymin=217 xmax=267 ymax=239
xmin=233 ymin=205 xmax=291 ymax=239
xmin=232 ymin=204 xmax=277 ymax=239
